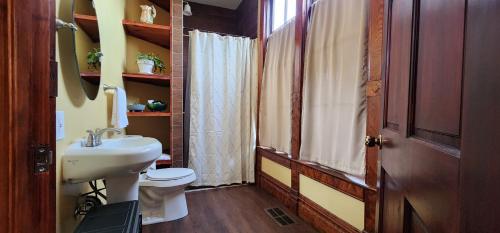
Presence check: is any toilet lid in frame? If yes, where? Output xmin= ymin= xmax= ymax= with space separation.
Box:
xmin=146 ymin=168 xmax=194 ymax=181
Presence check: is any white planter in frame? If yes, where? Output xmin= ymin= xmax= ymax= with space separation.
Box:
xmin=137 ymin=59 xmax=154 ymax=74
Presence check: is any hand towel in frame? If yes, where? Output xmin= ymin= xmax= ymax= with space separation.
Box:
xmin=111 ymin=87 xmax=129 ymax=128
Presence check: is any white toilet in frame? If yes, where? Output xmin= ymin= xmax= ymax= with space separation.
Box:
xmin=139 ymin=168 xmax=196 ymax=225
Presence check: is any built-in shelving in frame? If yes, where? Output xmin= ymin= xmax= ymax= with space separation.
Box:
xmin=149 ymin=0 xmax=170 ymax=12
xmin=123 ymin=20 xmax=171 ymax=48
xmin=123 ymin=0 xmax=178 ymax=168
xmin=127 ymin=112 xmax=171 ymax=117
xmin=80 ymin=72 xmax=100 ymax=84
xmin=122 ymin=73 xmax=170 ymax=86
xmin=74 ymin=14 xmax=100 ymax=42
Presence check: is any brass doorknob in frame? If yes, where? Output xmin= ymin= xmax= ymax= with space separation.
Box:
xmin=365 ymin=135 xmax=386 ymax=149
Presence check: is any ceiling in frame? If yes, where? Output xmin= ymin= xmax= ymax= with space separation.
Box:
xmin=187 ymin=0 xmax=243 ymax=10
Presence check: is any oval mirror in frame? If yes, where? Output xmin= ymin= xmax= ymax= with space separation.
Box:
xmin=72 ymin=0 xmax=101 ymax=100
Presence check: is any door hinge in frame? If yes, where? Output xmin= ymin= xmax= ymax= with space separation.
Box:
xmin=34 ymin=145 xmax=53 ymax=174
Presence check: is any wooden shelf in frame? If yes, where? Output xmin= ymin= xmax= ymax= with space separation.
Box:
xmin=123 ymin=20 xmax=170 ymax=48
xmin=74 ymin=14 xmax=100 ymax=42
xmin=149 ymin=0 xmax=170 ymax=12
xmin=80 ymin=72 xmax=100 ymax=84
xmin=127 ymin=112 xmax=171 ymax=117
xmin=123 ymin=73 xmax=170 ymax=86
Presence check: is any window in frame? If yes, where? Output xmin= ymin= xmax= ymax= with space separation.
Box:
xmin=272 ymin=0 xmax=296 ymax=31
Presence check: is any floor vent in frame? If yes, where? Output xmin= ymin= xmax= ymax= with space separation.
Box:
xmin=265 ymin=207 xmax=296 ymax=226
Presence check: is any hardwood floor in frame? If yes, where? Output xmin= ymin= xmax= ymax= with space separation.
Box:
xmin=142 ymin=185 xmax=318 ymax=233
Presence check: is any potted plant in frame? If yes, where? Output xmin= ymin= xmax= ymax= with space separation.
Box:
xmin=137 ymin=53 xmax=166 ymax=74
xmin=87 ymin=48 xmax=103 ymax=71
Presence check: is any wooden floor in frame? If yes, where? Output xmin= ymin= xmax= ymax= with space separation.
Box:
xmin=142 ymin=185 xmax=318 ymax=233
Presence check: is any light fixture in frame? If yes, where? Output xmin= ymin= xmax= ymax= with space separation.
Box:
xmin=183 ymin=2 xmax=192 ymax=16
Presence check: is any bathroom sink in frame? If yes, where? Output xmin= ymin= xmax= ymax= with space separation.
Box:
xmin=63 ymin=136 xmax=162 ymax=203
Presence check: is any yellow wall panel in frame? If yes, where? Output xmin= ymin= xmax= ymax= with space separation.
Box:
xmin=300 ymin=175 xmax=365 ymax=230
xmin=261 ymin=157 xmax=292 ymax=187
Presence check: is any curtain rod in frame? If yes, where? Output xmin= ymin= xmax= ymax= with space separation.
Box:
xmin=182 ymin=27 xmax=248 ymax=38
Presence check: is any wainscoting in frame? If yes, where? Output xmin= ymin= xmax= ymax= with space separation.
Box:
xmin=256 ymin=147 xmax=377 ymax=233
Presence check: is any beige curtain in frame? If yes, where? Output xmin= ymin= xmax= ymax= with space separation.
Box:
xmin=188 ymin=31 xmax=258 ymax=186
xmin=300 ymin=0 xmax=369 ymax=176
xmin=259 ymin=20 xmax=295 ymax=153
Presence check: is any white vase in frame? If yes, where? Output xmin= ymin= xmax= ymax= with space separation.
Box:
xmin=137 ymin=59 xmax=154 ymax=74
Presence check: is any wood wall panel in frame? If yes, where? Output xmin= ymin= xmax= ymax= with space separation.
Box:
xmin=384 ymin=0 xmax=413 ymax=131
xmin=413 ymin=0 xmax=464 ymax=146
xmin=257 ymin=148 xmax=377 ymax=233
xmin=237 ymin=0 xmax=258 ymax=38
xmin=260 ymin=172 xmax=297 ymax=210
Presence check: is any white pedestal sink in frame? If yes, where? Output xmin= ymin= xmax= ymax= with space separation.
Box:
xmin=62 ymin=136 xmax=162 ymax=203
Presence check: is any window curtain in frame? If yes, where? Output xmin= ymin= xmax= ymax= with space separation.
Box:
xmin=300 ymin=0 xmax=369 ymax=176
xmin=188 ymin=30 xmax=258 ymax=186
xmin=259 ymin=19 xmax=296 ymax=153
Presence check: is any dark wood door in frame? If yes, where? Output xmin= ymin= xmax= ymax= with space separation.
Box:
xmin=379 ymin=0 xmax=464 ymax=232
xmin=0 ymin=0 xmax=56 ymax=232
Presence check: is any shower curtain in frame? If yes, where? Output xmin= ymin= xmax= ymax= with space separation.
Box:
xmin=188 ymin=30 xmax=258 ymax=186
xmin=300 ymin=0 xmax=369 ymax=176
xmin=259 ymin=19 xmax=296 ymax=154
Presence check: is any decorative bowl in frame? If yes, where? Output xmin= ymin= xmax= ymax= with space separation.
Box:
xmin=146 ymin=100 xmax=167 ymax=112
xmin=128 ymin=104 xmax=146 ymax=112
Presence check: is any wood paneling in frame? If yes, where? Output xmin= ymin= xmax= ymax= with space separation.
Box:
xmin=170 ymin=0 xmax=183 ymax=167
xmin=258 ymin=147 xmax=291 ymax=168
xmin=414 ymin=0 xmax=464 ymax=141
xmin=298 ymin=195 xmax=360 ymax=233
xmin=149 ymin=0 xmax=170 ymax=12
xmin=460 ymin=1 xmax=500 ymax=232
xmin=237 ymin=0 xmax=258 ymax=38
xmin=261 ymin=173 xmax=297 ymax=210
xmin=257 ymin=148 xmax=376 ymax=233
xmin=184 ymin=2 xmax=239 ymax=35
xmin=298 ymin=162 xmax=366 ymax=201
xmin=0 ymin=0 xmax=56 ymax=232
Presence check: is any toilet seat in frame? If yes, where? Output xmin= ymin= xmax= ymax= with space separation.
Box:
xmin=139 ymin=168 xmax=196 ymax=188
xmin=146 ymin=168 xmax=194 ymax=181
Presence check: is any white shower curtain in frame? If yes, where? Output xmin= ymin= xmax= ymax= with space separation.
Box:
xmin=188 ymin=30 xmax=258 ymax=186
xmin=259 ymin=19 xmax=296 ymax=154
xmin=300 ymin=0 xmax=368 ymax=176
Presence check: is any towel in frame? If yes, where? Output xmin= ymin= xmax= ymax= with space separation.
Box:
xmin=111 ymin=87 xmax=129 ymax=128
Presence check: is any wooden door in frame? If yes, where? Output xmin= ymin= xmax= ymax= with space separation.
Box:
xmin=0 ymin=0 xmax=56 ymax=232
xmin=378 ymin=0 xmax=464 ymax=232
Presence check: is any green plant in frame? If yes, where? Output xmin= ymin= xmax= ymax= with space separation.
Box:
xmin=137 ymin=52 xmax=166 ymax=73
xmin=87 ymin=48 xmax=103 ymax=71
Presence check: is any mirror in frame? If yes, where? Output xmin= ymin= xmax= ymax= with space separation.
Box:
xmin=72 ymin=0 xmax=101 ymax=100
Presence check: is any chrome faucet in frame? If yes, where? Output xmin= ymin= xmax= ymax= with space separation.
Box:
xmin=84 ymin=128 xmax=123 ymax=147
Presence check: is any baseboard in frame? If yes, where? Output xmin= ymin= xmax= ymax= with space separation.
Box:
xmin=260 ymin=172 xmax=297 ymax=210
